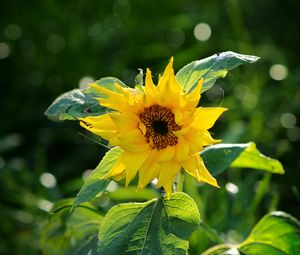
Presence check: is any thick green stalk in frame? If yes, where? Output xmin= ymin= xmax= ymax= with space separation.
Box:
xmin=177 ymin=170 xmax=185 ymax=192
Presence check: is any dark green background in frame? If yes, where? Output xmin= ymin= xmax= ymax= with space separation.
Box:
xmin=0 ymin=0 xmax=299 ymax=254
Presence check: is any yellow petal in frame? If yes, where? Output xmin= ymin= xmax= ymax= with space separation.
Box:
xmin=101 ymin=158 xmax=125 ymax=180
xmin=157 ymin=161 xmax=181 ymax=190
xmin=192 ymin=107 xmax=227 ymax=130
xmin=126 ymin=88 xmax=144 ymax=109
xmin=80 ymin=114 xmax=117 ymax=140
xmin=80 ymin=114 xmax=115 ymax=130
xmin=183 ymin=78 xmax=203 ymax=110
xmin=122 ymin=150 xmax=151 ymax=186
xmin=113 ymin=82 xmax=127 ymax=93
xmin=162 ymin=181 xmax=173 ymax=199
xmin=156 ymin=57 xmax=182 ymax=108
xmin=157 ymin=57 xmax=175 ymax=91
xmin=173 ymin=125 xmax=191 ymax=136
xmin=110 ymin=112 xmax=139 ymax=133
xmin=158 ymin=146 xmax=175 ymax=162
xmin=90 ymin=83 xmax=127 ymax=111
xmin=196 ymin=155 xmax=219 ymax=187
xmin=174 ymin=109 xmax=184 ymax=125
xmin=138 ymin=150 xmax=160 ymax=189
xmin=200 ymin=130 xmax=221 ymax=146
xmin=181 ymin=153 xmax=218 ymax=188
xmin=174 ymin=137 xmax=190 ymax=162
xmin=189 ymin=78 xmax=203 ymax=97
xmin=174 ymin=108 xmax=194 ymax=127
xmin=118 ymin=129 xmax=149 ymax=152
xmin=185 ymin=129 xmax=204 ymax=153
xmin=138 ymin=122 xmax=146 ymax=135
xmin=181 ymin=155 xmax=199 ymax=179
xmin=145 ymin=68 xmax=157 ymax=98
xmin=113 ymin=171 xmax=126 ymax=181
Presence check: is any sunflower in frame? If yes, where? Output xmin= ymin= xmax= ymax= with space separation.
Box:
xmin=80 ymin=58 xmax=227 ymax=197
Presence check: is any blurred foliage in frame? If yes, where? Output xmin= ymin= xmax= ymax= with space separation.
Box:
xmin=0 ymin=0 xmax=299 ymax=254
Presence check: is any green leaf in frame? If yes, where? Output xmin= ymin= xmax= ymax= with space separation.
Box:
xmin=44 ymin=88 xmax=107 ymax=121
xmin=94 ymin=77 xmax=127 ymax=92
xmin=239 ymin=211 xmax=300 ymax=255
xmin=40 ymin=200 xmax=102 ymax=255
xmin=50 ymin=198 xmax=99 ymax=214
xmin=175 ymin=51 xmax=259 ymax=93
xmin=203 ymin=211 xmax=300 ymax=255
xmin=109 ymin=186 xmax=158 ymax=201
xmin=50 ymin=198 xmax=78 ymax=214
xmin=231 ymin=142 xmax=284 ymax=174
xmin=202 ymin=245 xmax=239 ymax=255
xmin=201 ymin=143 xmax=247 ymax=176
xmin=97 ymin=192 xmax=200 ymax=255
xmin=45 ymin=76 xmax=127 ymax=121
xmin=72 ymin=147 xmax=122 ymax=209
xmin=201 ymin=142 xmax=284 ymax=176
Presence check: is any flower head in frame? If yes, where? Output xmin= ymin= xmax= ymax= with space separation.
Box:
xmin=80 ymin=58 xmax=227 ymax=197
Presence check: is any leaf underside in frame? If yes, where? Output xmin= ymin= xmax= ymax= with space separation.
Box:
xmin=176 ymin=51 xmax=260 ymax=93
xmin=45 ymin=77 xmax=126 ymax=121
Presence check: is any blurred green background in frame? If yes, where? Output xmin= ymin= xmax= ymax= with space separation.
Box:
xmin=0 ymin=0 xmax=299 ymax=254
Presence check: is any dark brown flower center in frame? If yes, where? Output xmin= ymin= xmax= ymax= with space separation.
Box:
xmin=139 ymin=105 xmax=181 ymax=150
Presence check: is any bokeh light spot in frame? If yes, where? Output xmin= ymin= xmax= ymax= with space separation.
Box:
xmin=46 ymin=34 xmax=65 ymax=54
xmin=39 ymin=172 xmax=57 ymax=188
xmin=242 ymin=93 xmax=258 ymax=109
xmin=280 ymin=113 xmax=296 ymax=128
xmin=151 ymin=178 xmax=158 ymax=185
xmin=15 ymin=211 xmax=33 ymax=224
xmin=269 ymin=64 xmax=288 ymax=81
xmin=79 ymin=76 xmax=94 ymax=89
xmin=0 ymin=42 xmax=10 ymax=59
xmin=194 ymin=23 xmax=211 ymax=41
xmin=225 ymin=182 xmax=239 ymax=194
xmin=87 ymin=22 xmax=101 ymax=37
xmin=107 ymin=181 xmax=118 ymax=192
xmin=82 ymin=169 xmax=93 ymax=181
xmin=5 ymin=24 xmax=22 ymax=40
xmin=287 ymin=127 xmax=300 ymax=142
xmin=0 ymin=156 xmax=5 ymax=168
xmin=226 ymin=247 xmax=240 ymax=255
xmin=37 ymin=199 xmax=53 ymax=212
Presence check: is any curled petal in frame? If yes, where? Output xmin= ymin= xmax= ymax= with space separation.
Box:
xmin=192 ymin=107 xmax=228 ymax=130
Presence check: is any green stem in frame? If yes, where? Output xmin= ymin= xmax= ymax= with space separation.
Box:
xmin=251 ymin=173 xmax=272 ymax=213
xmin=199 ymin=222 xmax=224 ymax=244
xmin=177 ymin=170 xmax=184 ymax=192
xmin=202 ymin=244 xmax=236 ymax=255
